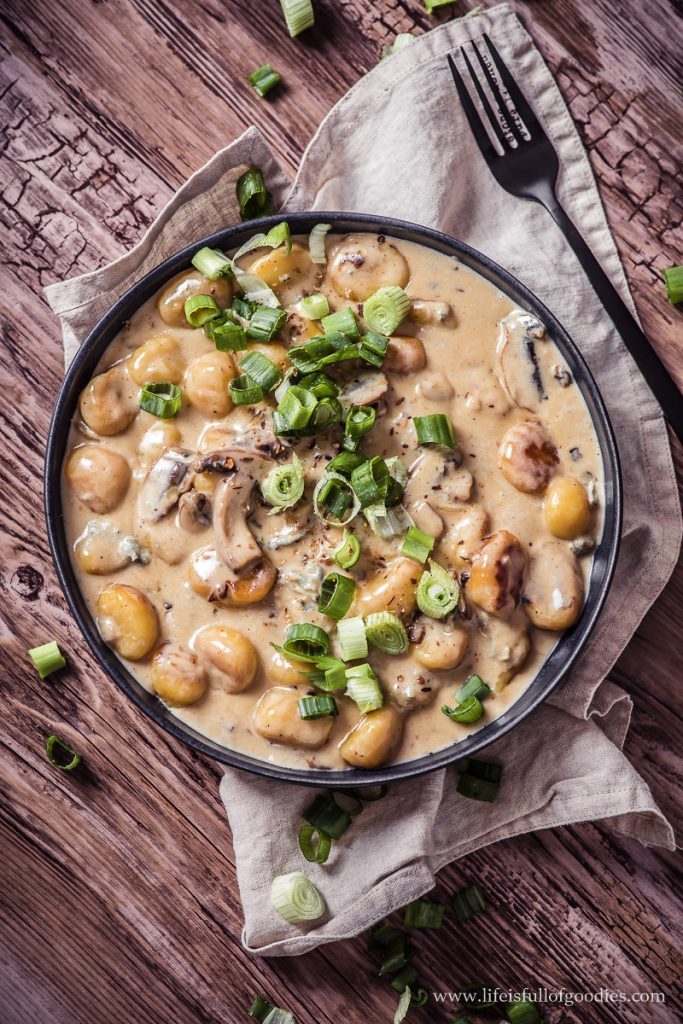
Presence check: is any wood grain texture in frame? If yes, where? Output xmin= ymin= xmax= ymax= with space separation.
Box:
xmin=0 ymin=1 xmax=681 ymax=1023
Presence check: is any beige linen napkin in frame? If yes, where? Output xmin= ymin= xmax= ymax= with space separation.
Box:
xmin=46 ymin=3 xmax=680 ymax=958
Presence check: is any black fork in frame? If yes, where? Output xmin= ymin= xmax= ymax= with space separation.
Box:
xmin=448 ymin=34 xmax=683 ymax=442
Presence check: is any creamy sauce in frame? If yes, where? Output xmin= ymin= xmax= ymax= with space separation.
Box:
xmin=62 ymin=233 xmax=603 ymax=771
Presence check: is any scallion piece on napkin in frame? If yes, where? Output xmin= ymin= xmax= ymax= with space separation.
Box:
xmin=457 ymin=758 xmax=503 ymax=802
xmin=248 ymin=64 xmax=282 ymax=98
xmin=304 ymin=793 xmax=352 ymax=839
xmin=29 ymin=640 xmax=66 ymax=678
xmin=236 ymin=167 xmax=272 ymax=220
xmin=664 ymin=265 xmax=683 ymax=305
xmin=381 ymin=33 xmax=416 ymax=60
xmin=298 ymin=824 xmax=332 ymax=864
xmin=271 ymin=870 xmax=325 ymax=924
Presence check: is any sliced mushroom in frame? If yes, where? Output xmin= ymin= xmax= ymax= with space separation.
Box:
xmin=197 ymin=408 xmax=284 ymax=457
xmin=340 ymin=370 xmax=388 ymax=409
xmin=496 ymin=309 xmax=548 ymax=412
xmin=405 ymin=452 xmax=470 ymax=523
xmin=409 ymin=299 xmax=453 ymax=326
xmin=212 ymin=456 xmax=267 ymax=573
xmin=137 ymin=447 xmax=194 ymax=523
xmin=178 ymin=490 xmax=212 ymax=532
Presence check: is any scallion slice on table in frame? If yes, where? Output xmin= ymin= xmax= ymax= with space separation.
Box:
xmin=359 ymin=330 xmax=389 ymax=367
xmin=332 ymin=529 xmax=361 ymax=569
xmin=365 ymin=612 xmax=409 ymax=655
xmin=277 ymin=384 xmax=318 ymax=428
xmin=313 ymin=472 xmax=361 ymax=525
xmin=298 ymin=694 xmax=339 ymax=720
xmin=297 ymin=293 xmax=330 ymax=320
xmin=337 ymin=616 xmax=368 ymax=661
xmin=271 ymin=871 xmax=325 ymax=923
xmin=507 ymin=1000 xmax=543 ymax=1023
xmin=455 ymin=674 xmax=491 ymax=703
xmin=664 ymin=265 xmax=683 ymax=305
xmin=191 ymin=246 xmax=232 ymax=279
xmin=363 ymin=285 xmax=411 ymax=334
xmin=451 ymin=883 xmax=486 ymax=924
xmin=304 ymin=793 xmax=352 ymax=839
xmin=248 ymin=63 xmax=282 ymax=98
xmin=249 ymin=996 xmax=296 ymax=1024
xmin=261 ymin=455 xmax=304 ymax=512
xmin=274 ymin=622 xmax=329 ymax=662
xmin=424 ymin=0 xmax=455 ymax=11
xmin=343 ymin=404 xmax=376 ymax=452
xmin=139 ymin=382 xmax=183 ymax=418
xmin=403 ymin=899 xmax=445 ymax=929
xmin=414 ymin=413 xmax=457 ymax=450
xmin=298 ymin=824 xmax=332 ymax=864
xmin=205 ymin=312 xmax=247 ymax=352
xmin=317 ymin=572 xmax=356 ymax=619
xmin=236 ymin=167 xmax=272 ymax=220
xmin=246 ymin=305 xmax=287 ymax=340
xmin=345 ymin=663 xmax=384 ymax=713
xmin=238 ymin=350 xmax=283 ymax=392
xmin=184 ymin=293 xmax=220 ymax=327
xmin=279 ymin=0 xmax=314 ymax=36
xmin=29 ymin=640 xmax=66 ymax=678
xmin=45 ymin=734 xmax=81 ymax=772
xmin=229 ymin=375 xmax=264 ymax=406
xmin=400 ymin=526 xmax=435 ymax=564
xmin=390 ymin=964 xmax=418 ymax=993
xmin=322 ymin=306 xmax=359 ymax=338
xmin=394 ymin=986 xmax=413 ymax=1024
xmin=351 ymin=455 xmax=390 ymax=507
xmin=457 ymin=758 xmax=503 ymax=802
xmin=441 ymin=695 xmax=484 ymax=725
xmin=309 ymin=222 xmax=331 ymax=264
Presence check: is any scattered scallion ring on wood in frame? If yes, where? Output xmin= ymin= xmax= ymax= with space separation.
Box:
xmin=425 ymin=0 xmax=455 ymax=11
xmin=139 ymin=382 xmax=183 ymax=419
xmin=275 ymin=622 xmax=329 ymax=662
xmin=394 ymin=986 xmax=412 ymax=1024
xmin=343 ymin=404 xmax=376 ymax=452
xmin=313 ymin=472 xmax=361 ymax=525
xmin=261 ymin=454 xmax=305 ymax=512
xmin=365 ymin=612 xmax=409 ymax=655
xmin=664 ymin=265 xmax=683 ymax=305
xmin=228 ymin=374 xmax=264 ymax=406
xmin=332 ymin=529 xmax=361 ymax=569
xmin=297 ymin=293 xmax=330 ymax=320
xmin=363 ymin=285 xmax=411 ymax=334
xmin=400 ymin=526 xmax=435 ymax=564
xmin=236 ymin=167 xmax=271 ymax=220
xmin=29 ymin=640 xmax=66 ymax=679
xmin=359 ymin=330 xmax=389 ymax=367
xmin=322 ymin=306 xmax=359 ymax=339
xmin=298 ymin=824 xmax=332 ymax=864
xmin=298 ymin=695 xmax=339 ymax=720
xmin=184 ymin=293 xmax=220 ymax=327
xmin=45 ymin=734 xmax=81 ymax=772
xmin=455 ymin=674 xmax=491 ymax=703
xmin=248 ymin=63 xmax=282 ymax=98
xmin=451 ymin=883 xmax=486 ymax=924
xmin=247 ymin=305 xmax=287 ymax=341
xmin=403 ymin=899 xmax=445 ymax=929
xmin=249 ymin=996 xmax=296 ymax=1024
xmin=507 ymin=1000 xmax=543 ymax=1024
xmin=414 ymin=412 xmax=457 ymax=450
xmin=238 ymin=350 xmax=283 ymax=392
xmin=304 ymin=793 xmax=352 ymax=839
xmin=345 ymin=663 xmax=384 ymax=713
xmin=279 ymin=0 xmax=315 ymax=37
xmin=271 ymin=870 xmax=325 ymax=924
xmin=351 ymin=455 xmax=390 ymax=507
xmin=416 ymin=560 xmax=459 ymax=618
xmin=317 ymin=572 xmax=356 ymax=620
xmin=441 ymin=695 xmax=484 ymax=725
xmin=391 ymin=964 xmax=418 ymax=994
xmin=337 ymin=615 xmax=368 ymax=661
xmin=191 ymin=246 xmax=232 ymax=280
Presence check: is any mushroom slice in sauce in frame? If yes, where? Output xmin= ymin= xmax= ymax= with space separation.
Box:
xmin=496 ymin=309 xmax=548 ymax=412
xmin=340 ymin=370 xmax=388 ymax=409
xmin=212 ymin=452 xmax=271 ymax=573
xmin=137 ymin=447 xmax=194 ymax=522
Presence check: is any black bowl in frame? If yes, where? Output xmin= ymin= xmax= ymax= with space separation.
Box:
xmin=45 ymin=212 xmax=622 ymax=787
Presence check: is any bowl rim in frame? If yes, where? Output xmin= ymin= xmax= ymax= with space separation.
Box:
xmin=45 ymin=211 xmax=623 ymax=787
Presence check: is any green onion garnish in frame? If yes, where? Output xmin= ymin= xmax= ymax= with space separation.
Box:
xmin=279 ymin=0 xmax=314 ymax=37
xmin=184 ymin=293 xmax=220 ymax=327
xmin=332 ymin=529 xmax=361 ymax=569
xmin=45 ymin=734 xmax=81 ymax=772
xmin=246 ymin=305 xmax=287 ymax=341
xmin=365 ymin=612 xmax=409 ymax=655
xmin=359 ymin=330 xmax=389 ymax=367
xmin=400 ymin=526 xmax=435 ymax=564
xmin=277 ymin=384 xmax=318 ymax=428
xmin=390 ymin=964 xmax=418 ymax=993
xmin=29 ymin=640 xmax=66 ymax=679
xmin=441 ymin=695 xmax=484 ymax=725
xmin=343 ymin=405 xmax=376 ymax=453
xmin=261 ymin=455 xmax=305 ymax=512
xmin=507 ymin=1000 xmax=543 ymax=1023
xmin=351 ymin=455 xmax=390 ymax=507
xmin=336 ymin=615 xmax=368 ymax=661
xmin=205 ymin=312 xmax=247 ymax=351
xmin=328 ymin=451 xmax=366 ymax=476
xmin=233 ymin=296 xmax=254 ymax=320
xmin=191 ymin=246 xmax=232 ymax=280
xmin=379 ymin=933 xmax=415 ymax=974
xmin=236 ymin=167 xmax=271 ymax=221
xmin=298 ymin=694 xmax=339 ymax=720
xmin=363 ymin=502 xmax=413 ymax=539
xmin=249 ymin=996 xmax=296 ymax=1024
xmin=302 ymin=656 xmax=348 ymax=692
xmin=425 ymin=0 xmax=455 ymax=11
xmin=313 ymin=472 xmax=361 ymax=525
xmin=416 ymin=560 xmax=459 ymax=619
xmin=457 ymin=759 xmax=502 ymax=802
xmin=451 ymin=884 xmax=486 ymax=924
xmin=276 ymin=622 xmax=329 ymax=661
xmin=345 ymin=663 xmax=384 ymax=713
xmin=385 ymin=455 xmax=408 ymax=486
xmin=317 ymin=572 xmax=356 ymax=620
xmin=298 ymin=824 xmax=332 ymax=864
xmin=394 ymin=986 xmax=412 ymax=1024
xmin=296 ymin=294 xmax=329 ymax=320
xmin=287 ymin=332 xmax=359 ymax=374
xmin=664 ymin=265 xmax=683 ymax=305
xmin=322 ymin=306 xmax=359 ymax=339
xmin=233 ymin=221 xmax=292 ymax=262
xmin=248 ymin=63 xmax=282 ymax=98
xmin=363 ymin=285 xmax=411 ymax=335
xmin=229 ymin=374 xmax=264 ymax=406
xmin=455 ymin=674 xmax=491 ymax=703
xmin=271 ymin=870 xmax=325 ymax=923
xmin=352 ymin=783 xmax=388 ymax=801
xmin=381 ymin=33 xmax=416 ymax=59
xmin=414 ymin=413 xmax=457 ymax=451
xmin=304 ymin=793 xmax=352 ymax=839
xmin=139 ymin=382 xmax=183 ymax=419
xmin=403 ymin=899 xmax=445 ymax=929
xmin=309 ymin=222 xmax=331 ymax=264
xmin=238 ymin=350 xmax=283 ymax=392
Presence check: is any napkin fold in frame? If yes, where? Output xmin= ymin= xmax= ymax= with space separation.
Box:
xmin=46 ymin=2 xmax=680 ymax=959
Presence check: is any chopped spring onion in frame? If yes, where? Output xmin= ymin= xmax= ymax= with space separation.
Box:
xmin=299 ymin=372 xmax=339 ymax=398
xmin=328 ymin=451 xmax=366 ymax=476
xmin=359 ymin=330 xmax=390 ymax=367
xmin=416 ymin=560 xmax=459 ymax=618
xmin=249 ymin=996 xmax=296 ymax=1024
xmin=352 ymin=783 xmax=388 ymax=801
xmin=205 ymin=312 xmax=247 ymax=351
xmin=279 ymin=0 xmax=314 ymax=37
xmin=277 ymin=385 xmax=318 ymax=428
xmin=45 ymin=734 xmax=81 ymax=772
xmin=234 ymin=221 xmax=292 ymax=262
xmin=184 ymin=293 xmax=220 ymax=327
xmin=390 ymin=964 xmax=418 ymax=993
xmin=236 ymin=167 xmax=271 ymax=220
xmin=246 ymin=305 xmax=287 ymax=340
xmin=345 ymin=663 xmax=384 ymax=713
xmin=313 ymin=472 xmax=361 ymax=525
xmin=385 ymin=455 xmax=408 ymax=487
xmin=403 ymin=899 xmax=445 ymax=929
xmin=233 ymin=267 xmax=280 ymax=307
xmin=261 ymin=455 xmax=304 ymax=512
xmin=455 ymin=674 xmax=491 ymax=703
xmin=229 ymin=375 xmax=264 ymax=406
xmin=425 ymin=0 xmax=455 ymax=10
xmin=139 ymin=382 xmax=183 ymax=419
xmin=298 ymin=825 xmax=332 ymax=864
xmin=287 ymin=332 xmax=359 ymax=374
xmin=381 ymin=33 xmax=416 ymax=60
xmin=364 ymin=286 xmax=411 ymax=335
xmin=271 ymin=871 xmax=325 ymax=924
xmin=332 ymin=529 xmax=361 ymax=569
xmin=394 ymin=987 xmax=412 ymax=1024
xmin=248 ymin=63 xmax=282 ymax=98
xmin=298 ymin=694 xmax=339 ymax=719
xmin=451 ymin=883 xmax=486 ymax=924
xmin=233 ymin=296 xmax=254 ymax=321
xmin=191 ymin=246 xmax=232 ymax=279
xmin=302 ymin=655 xmax=347 ymax=692
xmin=385 ymin=475 xmax=404 ymax=508
xmin=297 ymin=293 xmax=329 ymax=320
xmin=351 ymin=455 xmax=389 ymax=507
xmin=365 ymin=612 xmax=409 ymax=655
xmin=343 ymin=405 xmax=376 ymax=452
xmin=337 ymin=616 xmax=368 ymax=661
xmin=304 ymin=793 xmax=352 ymax=839
xmin=664 ymin=265 xmax=683 ymax=305
xmin=441 ymin=695 xmax=484 ymax=725
xmin=400 ymin=526 xmax=435 ymax=564
xmin=322 ymin=306 xmax=359 ymax=339
xmin=379 ymin=933 xmax=415 ymax=974
xmin=330 ymin=789 xmax=364 ymax=816
xmin=364 ymin=502 xmax=413 ymax=539
xmin=317 ymin=572 xmax=356 ymax=620
xmin=275 ymin=622 xmax=329 ymax=662
xmin=507 ymin=1001 xmax=543 ymax=1023
xmin=309 ymin=223 xmax=331 ymax=264
xmin=457 ymin=758 xmax=503 ymax=802
xmin=29 ymin=640 xmax=66 ymax=679
xmin=238 ymin=350 xmax=283 ymax=392
xmin=414 ymin=413 xmax=457 ymax=451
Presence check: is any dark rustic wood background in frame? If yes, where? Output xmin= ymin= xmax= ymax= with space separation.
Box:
xmin=1 ymin=1 xmax=681 ymax=1022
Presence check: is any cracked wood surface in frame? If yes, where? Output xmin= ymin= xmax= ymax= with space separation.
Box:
xmin=0 ymin=1 xmax=681 ymax=1023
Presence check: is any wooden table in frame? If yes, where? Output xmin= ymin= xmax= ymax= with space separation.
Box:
xmin=1 ymin=1 xmax=681 ymax=1021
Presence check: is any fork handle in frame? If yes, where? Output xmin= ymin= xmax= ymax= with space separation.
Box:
xmin=542 ymin=196 xmax=683 ymax=442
